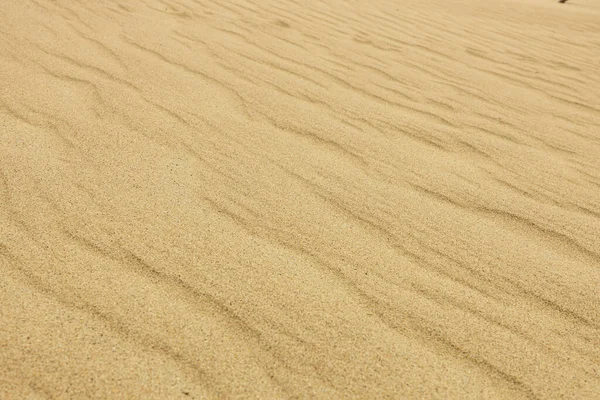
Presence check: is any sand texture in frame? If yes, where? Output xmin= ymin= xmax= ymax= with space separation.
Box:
xmin=1 ymin=0 xmax=600 ymax=398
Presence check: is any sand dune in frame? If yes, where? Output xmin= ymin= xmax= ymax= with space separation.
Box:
xmin=1 ymin=0 xmax=599 ymax=398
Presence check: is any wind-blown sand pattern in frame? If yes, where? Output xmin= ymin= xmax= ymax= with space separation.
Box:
xmin=1 ymin=0 xmax=599 ymax=398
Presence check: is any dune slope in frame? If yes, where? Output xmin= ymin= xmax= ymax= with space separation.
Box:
xmin=1 ymin=0 xmax=600 ymax=398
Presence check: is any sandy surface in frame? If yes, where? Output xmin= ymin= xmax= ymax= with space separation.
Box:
xmin=1 ymin=0 xmax=599 ymax=398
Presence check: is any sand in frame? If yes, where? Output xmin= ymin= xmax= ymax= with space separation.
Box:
xmin=1 ymin=0 xmax=599 ymax=398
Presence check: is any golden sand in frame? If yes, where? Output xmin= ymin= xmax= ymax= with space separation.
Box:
xmin=1 ymin=0 xmax=599 ymax=398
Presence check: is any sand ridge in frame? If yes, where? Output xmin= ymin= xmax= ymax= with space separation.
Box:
xmin=1 ymin=0 xmax=600 ymax=398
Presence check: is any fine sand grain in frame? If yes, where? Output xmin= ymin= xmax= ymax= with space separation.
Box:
xmin=1 ymin=0 xmax=600 ymax=398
